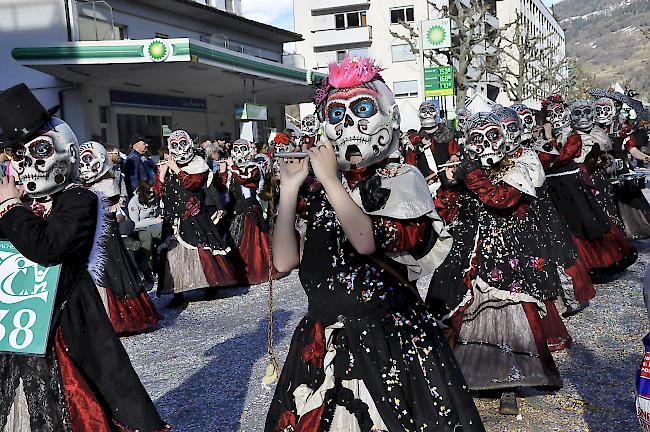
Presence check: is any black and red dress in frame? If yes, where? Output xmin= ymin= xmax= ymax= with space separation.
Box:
xmin=217 ymin=163 xmax=278 ymax=286
xmin=266 ymin=165 xmax=484 ymax=432
xmin=614 ymin=130 xmax=650 ymax=238
xmin=87 ymin=176 xmax=162 ymax=335
xmin=429 ymin=162 xmax=565 ymax=390
xmin=545 ymin=131 xmax=636 ymax=272
xmin=0 ymin=186 xmax=167 ymax=431
xmin=154 ymin=156 xmax=238 ymax=295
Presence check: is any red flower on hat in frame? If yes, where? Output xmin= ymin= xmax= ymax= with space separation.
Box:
xmin=273 ymin=133 xmax=290 ymax=145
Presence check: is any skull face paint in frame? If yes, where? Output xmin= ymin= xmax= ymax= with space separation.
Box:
xmin=594 ymin=98 xmax=616 ymax=126
xmin=11 ymin=118 xmax=78 ymax=199
xmin=323 ymin=81 xmax=400 ymax=171
xmin=464 ymin=112 xmax=507 ymax=167
xmin=168 ymin=130 xmax=194 ymax=165
xmin=231 ymin=139 xmax=256 ymax=167
xmin=419 ymin=101 xmax=438 ymax=129
xmin=78 ymin=141 xmax=110 ymax=184
xmin=300 ymin=114 xmax=320 ymax=137
xmin=545 ymin=102 xmax=571 ymax=130
xmin=493 ymin=106 xmax=522 ymax=154
xmin=570 ymin=100 xmax=595 ymax=133
xmin=511 ymin=103 xmax=536 ymax=141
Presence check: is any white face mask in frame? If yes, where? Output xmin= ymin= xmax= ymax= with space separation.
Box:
xmin=570 ymin=100 xmax=595 ymax=133
xmin=419 ymin=103 xmax=438 ymax=129
xmin=301 ymin=114 xmax=320 ymax=137
xmin=511 ymin=104 xmax=536 ymax=141
xmin=594 ymin=98 xmax=616 ymax=126
xmin=231 ymin=139 xmax=255 ymax=167
xmin=168 ymin=130 xmax=194 ymax=164
xmin=546 ymin=103 xmax=571 ymax=130
xmin=11 ymin=118 xmax=78 ymax=198
xmin=78 ymin=141 xmax=110 ymax=184
xmin=322 ymin=81 xmax=400 ymax=171
xmin=464 ymin=113 xmax=507 ymax=167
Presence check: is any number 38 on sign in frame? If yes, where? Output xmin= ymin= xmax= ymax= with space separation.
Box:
xmin=0 ymin=241 xmax=60 ymax=356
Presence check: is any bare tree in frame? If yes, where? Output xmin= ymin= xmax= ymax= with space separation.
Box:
xmin=390 ymin=0 xmax=496 ymax=105
xmin=493 ymin=12 xmax=569 ymax=103
xmin=562 ymin=57 xmax=597 ymax=101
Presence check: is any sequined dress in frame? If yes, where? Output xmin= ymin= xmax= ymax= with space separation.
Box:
xmin=266 ymin=183 xmax=484 ymax=432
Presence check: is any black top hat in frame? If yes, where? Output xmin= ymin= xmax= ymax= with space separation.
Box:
xmin=0 ymin=84 xmax=60 ymax=149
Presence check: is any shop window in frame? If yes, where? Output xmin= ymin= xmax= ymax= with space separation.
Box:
xmin=391 ymin=44 xmax=416 ymax=62
xmin=390 ymin=6 xmax=414 ymax=24
xmin=394 ymin=80 xmax=418 ymax=98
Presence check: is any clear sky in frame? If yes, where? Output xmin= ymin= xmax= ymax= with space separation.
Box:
xmin=242 ymin=0 xmax=564 ymax=31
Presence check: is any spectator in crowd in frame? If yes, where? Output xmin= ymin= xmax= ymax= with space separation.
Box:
xmin=105 ymin=144 xmax=128 ymax=203
xmin=123 ymin=133 xmax=155 ymax=197
xmin=197 ymin=134 xmax=215 ymax=170
xmin=128 ymin=180 xmax=163 ymax=283
xmin=215 ymin=132 xmax=229 ymax=157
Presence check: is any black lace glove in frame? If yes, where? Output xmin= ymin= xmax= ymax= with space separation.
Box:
xmin=358 ymin=175 xmax=390 ymax=212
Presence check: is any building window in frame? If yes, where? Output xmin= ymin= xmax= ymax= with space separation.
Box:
xmin=335 ymin=11 xmax=367 ymax=29
xmin=337 ymin=48 xmax=369 ymax=62
xmin=391 ymin=44 xmax=416 ymax=62
xmin=394 ymin=80 xmax=418 ymax=98
xmin=390 ymin=6 xmax=414 ymax=24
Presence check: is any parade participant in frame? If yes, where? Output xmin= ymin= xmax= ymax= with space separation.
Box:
xmin=429 ymin=112 xmax=564 ymax=415
xmin=406 ymin=101 xmax=459 ymax=194
xmin=299 ymin=114 xmax=320 ymax=150
xmin=266 ymin=56 xmax=484 ymax=432
xmin=154 ymin=130 xmax=238 ymax=304
xmin=596 ymin=97 xmax=650 ymax=238
xmin=542 ymin=98 xmax=636 ymax=275
xmin=217 ymin=138 xmax=278 ymax=285
xmin=0 ymin=84 xmax=168 ymax=431
xmin=78 ymin=141 xmax=161 ymax=334
xmin=455 ymin=107 xmax=471 ymax=147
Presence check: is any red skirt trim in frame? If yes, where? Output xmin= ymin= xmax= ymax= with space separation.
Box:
xmin=197 ymin=244 xmax=239 ymax=287
xmin=106 ymin=289 xmax=162 ymax=335
xmin=565 ymin=261 xmax=596 ymax=305
xmin=572 ymin=226 xmax=634 ymax=270
xmin=237 ymin=216 xmax=281 ymax=285
xmin=55 ymin=329 xmax=113 ymax=432
xmin=538 ymin=300 xmax=572 ymax=352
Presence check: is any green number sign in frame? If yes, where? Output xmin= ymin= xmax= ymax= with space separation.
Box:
xmin=0 ymin=241 xmax=60 ymax=356
xmin=424 ymin=66 xmax=455 ymax=97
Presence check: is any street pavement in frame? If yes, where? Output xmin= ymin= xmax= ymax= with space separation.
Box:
xmin=122 ymin=240 xmax=650 ymax=431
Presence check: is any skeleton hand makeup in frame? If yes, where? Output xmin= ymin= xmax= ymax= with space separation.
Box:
xmin=78 ymin=141 xmax=110 ymax=185
xmin=594 ymin=98 xmax=616 ymax=127
xmin=231 ymin=139 xmax=256 ymax=168
xmin=419 ymin=101 xmax=439 ymax=129
xmin=464 ymin=112 xmax=507 ymax=168
xmin=545 ymin=102 xmax=571 ymax=131
xmin=570 ymin=100 xmax=595 ymax=133
xmin=11 ymin=117 xmax=78 ymax=199
xmin=493 ymin=106 xmax=522 ymax=155
xmin=511 ymin=103 xmax=536 ymax=141
xmin=167 ymin=130 xmax=194 ymax=165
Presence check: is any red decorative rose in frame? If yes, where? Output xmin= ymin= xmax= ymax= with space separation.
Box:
xmin=273 ymin=132 xmax=290 ymax=146
xmin=302 ymin=321 xmax=325 ymax=369
xmin=531 ymin=257 xmax=546 ymax=271
xmin=275 ymin=410 xmax=297 ymax=432
xmin=182 ymin=196 xmax=201 ymax=219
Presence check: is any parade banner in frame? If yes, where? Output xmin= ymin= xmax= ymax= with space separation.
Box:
xmin=0 ymin=241 xmax=60 ymax=356
xmin=421 ymin=19 xmax=452 ymax=50
xmin=424 ymin=66 xmax=454 ymax=97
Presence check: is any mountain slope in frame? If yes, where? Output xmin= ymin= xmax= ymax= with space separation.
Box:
xmin=554 ymin=0 xmax=650 ymax=100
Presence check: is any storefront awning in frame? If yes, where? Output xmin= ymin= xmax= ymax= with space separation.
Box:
xmin=11 ymin=38 xmax=326 ymax=106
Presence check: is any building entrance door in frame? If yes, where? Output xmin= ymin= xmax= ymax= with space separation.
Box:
xmin=116 ymin=112 xmax=172 ymax=155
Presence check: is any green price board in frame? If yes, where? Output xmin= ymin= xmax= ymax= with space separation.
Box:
xmin=424 ymin=66 xmax=455 ymax=97
xmin=0 ymin=241 xmax=60 ymax=356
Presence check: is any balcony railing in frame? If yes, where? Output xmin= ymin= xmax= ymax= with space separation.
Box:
xmin=312 ymin=26 xmax=372 ymax=50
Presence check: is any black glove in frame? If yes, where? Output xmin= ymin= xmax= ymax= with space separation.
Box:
xmin=454 ymin=158 xmax=481 ymax=183
xmin=358 ymin=175 xmax=391 ymax=212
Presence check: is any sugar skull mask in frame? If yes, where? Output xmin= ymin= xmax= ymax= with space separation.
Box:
xmin=11 ymin=117 xmax=78 ymax=199
xmin=464 ymin=112 xmax=507 ymax=167
xmin=168 ymin=130 xmax=194 ymax=165
xmin=300 ymin=114 xmax=320 ymax=137
xmin=570 ymin=100 xmax=595 ymax=133
xmin=456 ymin=107 xmax=470 ymax=132
xmin=323 ymin=80 xmax=400 ymax=171
xmin=594 ymin=98 xmax=616 ymax=126
xmin=231 ymin=139 xmax=255 ymax=167
xmin=546 ymin=103 xmax=571 ymax=130
xmin=511 ymin=103 xmax=536 ymax=141
xmin=419 ymin=101 xmax=438 ymax=129
xmin=493 ymin=106 xmax=522 ymax=155
xmin=78 ymin=141 xmax=110 ymax=184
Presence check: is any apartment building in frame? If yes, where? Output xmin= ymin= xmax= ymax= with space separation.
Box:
xmin=496 ymin=0 xmax=566 ymax=110
xmin=294 ymin=0 xmax=500 ymax=129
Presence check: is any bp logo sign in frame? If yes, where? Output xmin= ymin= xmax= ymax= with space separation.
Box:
xmin=421 ymin=19 xmax=452 ymax=50
xmin=146 ymin=39 xmax=171 ymax=62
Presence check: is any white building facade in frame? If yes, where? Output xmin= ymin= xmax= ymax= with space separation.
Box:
xmin=496 ymin=0 xmax=566 ymax=110
xmin=0 ymin=0 xmax=321 ymax=152
xmin=293 ymin=0 xmax=500 ymax=130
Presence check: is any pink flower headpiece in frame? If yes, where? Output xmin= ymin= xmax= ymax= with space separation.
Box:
xmin=313 ymin=56 xmax=384 ymax=112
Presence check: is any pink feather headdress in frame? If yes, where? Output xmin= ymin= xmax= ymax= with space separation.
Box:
xmin=313 ymin=56 xmax=384 ymax=110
